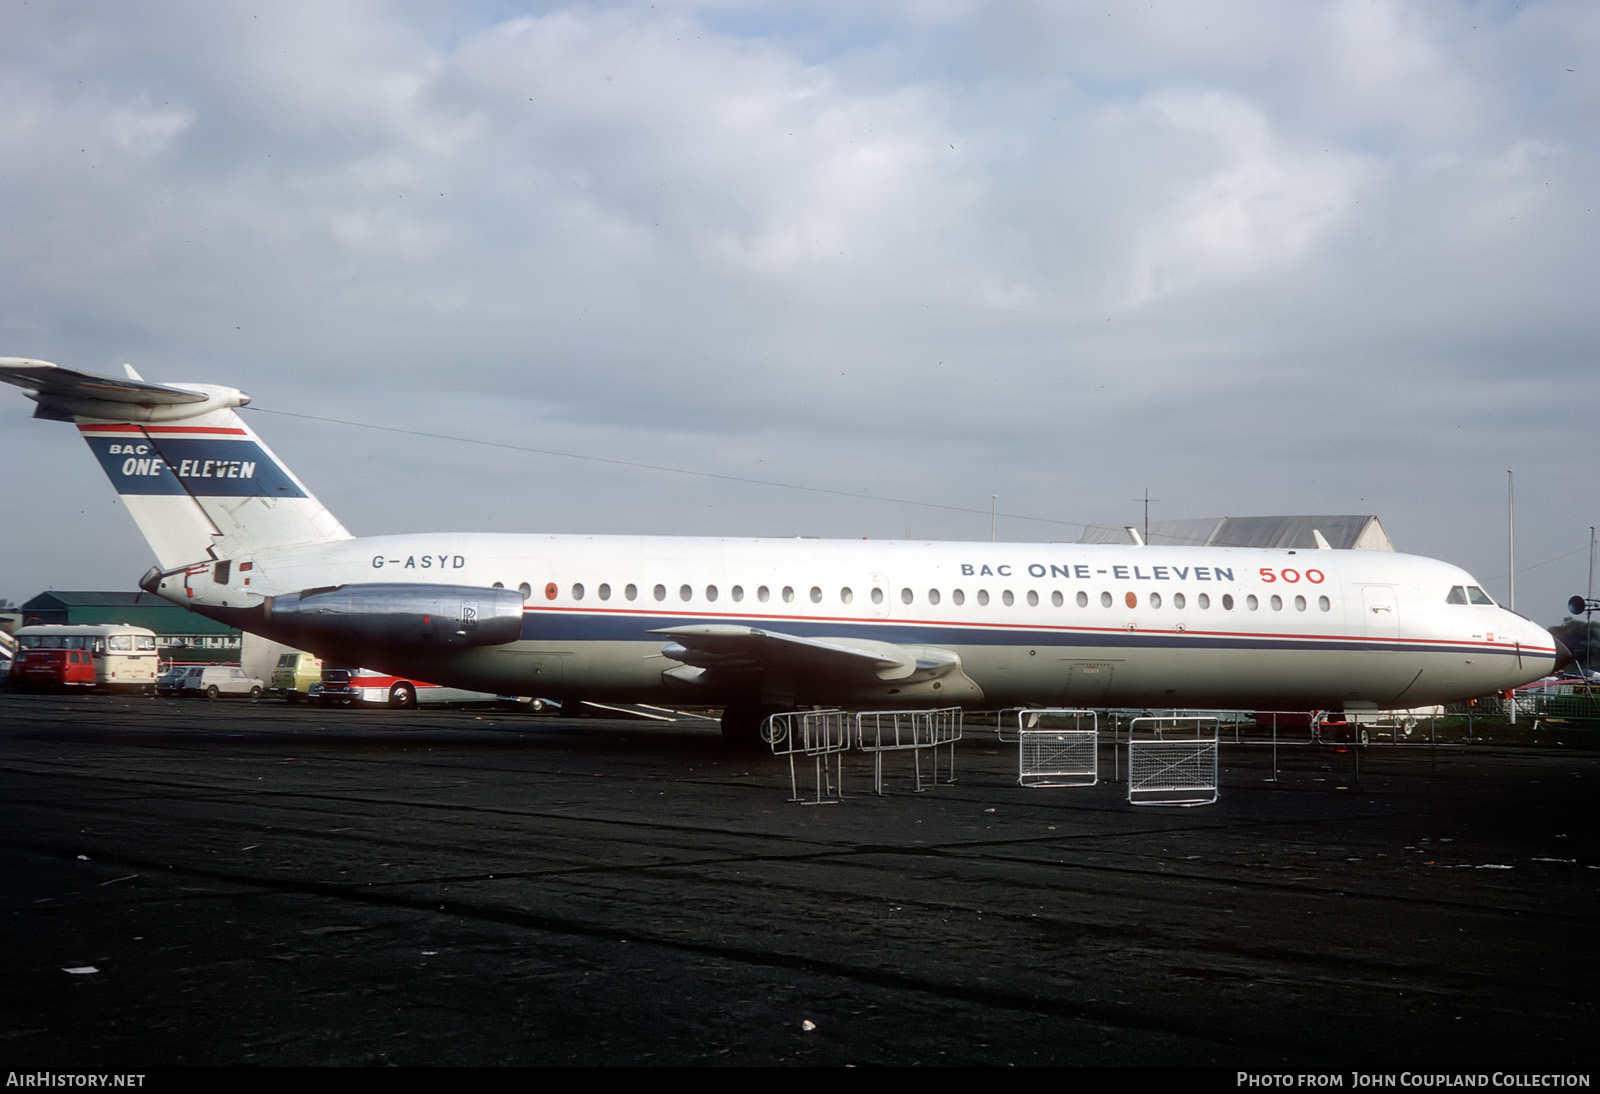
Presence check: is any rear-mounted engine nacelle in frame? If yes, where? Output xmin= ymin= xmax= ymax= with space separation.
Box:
xmin=263 ymin=583 xmax=524 ymax=649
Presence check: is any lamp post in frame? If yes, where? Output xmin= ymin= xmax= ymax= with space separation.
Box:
xmin=1568 ymin=595 xmax=1599 ymax=681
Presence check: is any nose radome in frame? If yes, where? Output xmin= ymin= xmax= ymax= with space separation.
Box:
xmin=1550 ymin=635 xmax=1574 ymax=673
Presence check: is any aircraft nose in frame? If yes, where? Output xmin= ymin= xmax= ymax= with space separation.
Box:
xmin=1550 ymin=634 xmax=1574 ymax=672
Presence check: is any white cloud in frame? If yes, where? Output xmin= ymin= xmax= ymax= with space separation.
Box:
xmin=1122 ymin=89 xmax=1374 ymax=307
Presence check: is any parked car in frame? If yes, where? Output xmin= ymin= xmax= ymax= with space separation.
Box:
xmin=183 ymin=665 xmax=266 ymax=700
xmin=156 ymin=665 xmax=206 ymax=696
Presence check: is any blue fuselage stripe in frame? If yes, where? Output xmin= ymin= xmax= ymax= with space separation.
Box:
xmin=518 ymin=607 xmax=1530 ymax=660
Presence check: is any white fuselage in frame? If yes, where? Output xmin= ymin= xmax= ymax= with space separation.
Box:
xmin=160 ymin=532 xmax=1560 ymax=712
xmin=2 ymin=360 xmax=1561 ymax=717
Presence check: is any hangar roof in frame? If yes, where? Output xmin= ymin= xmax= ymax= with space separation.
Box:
xmin=1077 ymin=515 xmax=1395 ymax=552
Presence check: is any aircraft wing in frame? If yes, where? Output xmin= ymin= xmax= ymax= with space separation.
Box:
xmin=652 ymin=624 xmax=955 ymax=680
xmin=0 ymin=358 xmax=210 ymax=410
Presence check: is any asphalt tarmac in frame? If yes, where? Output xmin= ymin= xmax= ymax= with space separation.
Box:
xmin=1 ymin=691 xmax=1596 ymax=1069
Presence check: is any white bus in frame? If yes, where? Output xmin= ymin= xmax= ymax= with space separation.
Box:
xmin=12 ymin=624 xmax=161 ymax=692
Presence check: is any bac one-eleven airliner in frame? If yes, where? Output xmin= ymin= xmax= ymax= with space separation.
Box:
xmin=1 ymin=357 xmax=1569 ymax=742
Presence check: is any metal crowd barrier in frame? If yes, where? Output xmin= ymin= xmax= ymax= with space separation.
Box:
xmin=765 ymin=709 xmax=851 ymax=805
xmin=1015 ymin=708 xmax=1099 ymax=787
xmin=991 ymin=707 xmax=1029 ymax=743
xmin=1126 ymin=715 xmax=1219 ymax=806
xmin=855 ymin=707 xmax=963 ymax=795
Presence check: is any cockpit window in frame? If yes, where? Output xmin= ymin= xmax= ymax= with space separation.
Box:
xmin=1448 ymin=585 xmax=1496 ymax=605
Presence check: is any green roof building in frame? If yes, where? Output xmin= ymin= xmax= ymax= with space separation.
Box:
xmin=20 ymin=590 xmax=242 ymax=663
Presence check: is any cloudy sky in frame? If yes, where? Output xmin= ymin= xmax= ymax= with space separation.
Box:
xmin=1 ymin=0 xmax=1595 ymax=622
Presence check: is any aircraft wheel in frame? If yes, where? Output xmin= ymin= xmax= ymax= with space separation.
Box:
xmin=720 ymin=705 xmax=772 ymax=751
xmin=389 ymin=682 xmax=417 ymax=709
xmin=760 ymin=716 xmax=788 ymax=746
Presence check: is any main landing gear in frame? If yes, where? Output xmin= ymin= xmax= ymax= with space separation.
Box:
xmin=720 ymin=704 xmax=778 ymax=751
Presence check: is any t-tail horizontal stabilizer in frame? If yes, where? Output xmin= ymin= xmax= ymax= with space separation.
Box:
xmin=0 ymin=356 xmax=242 ymax=422
xmin=1 ymin=357 xmax=352 ymax=569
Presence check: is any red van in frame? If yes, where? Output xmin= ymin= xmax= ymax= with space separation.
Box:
xmin=12 ymin=647 xmax=97 ymax=690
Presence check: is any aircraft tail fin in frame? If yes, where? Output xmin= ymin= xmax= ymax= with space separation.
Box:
xmin=1 ymin=357 xmax=352 ymax=570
